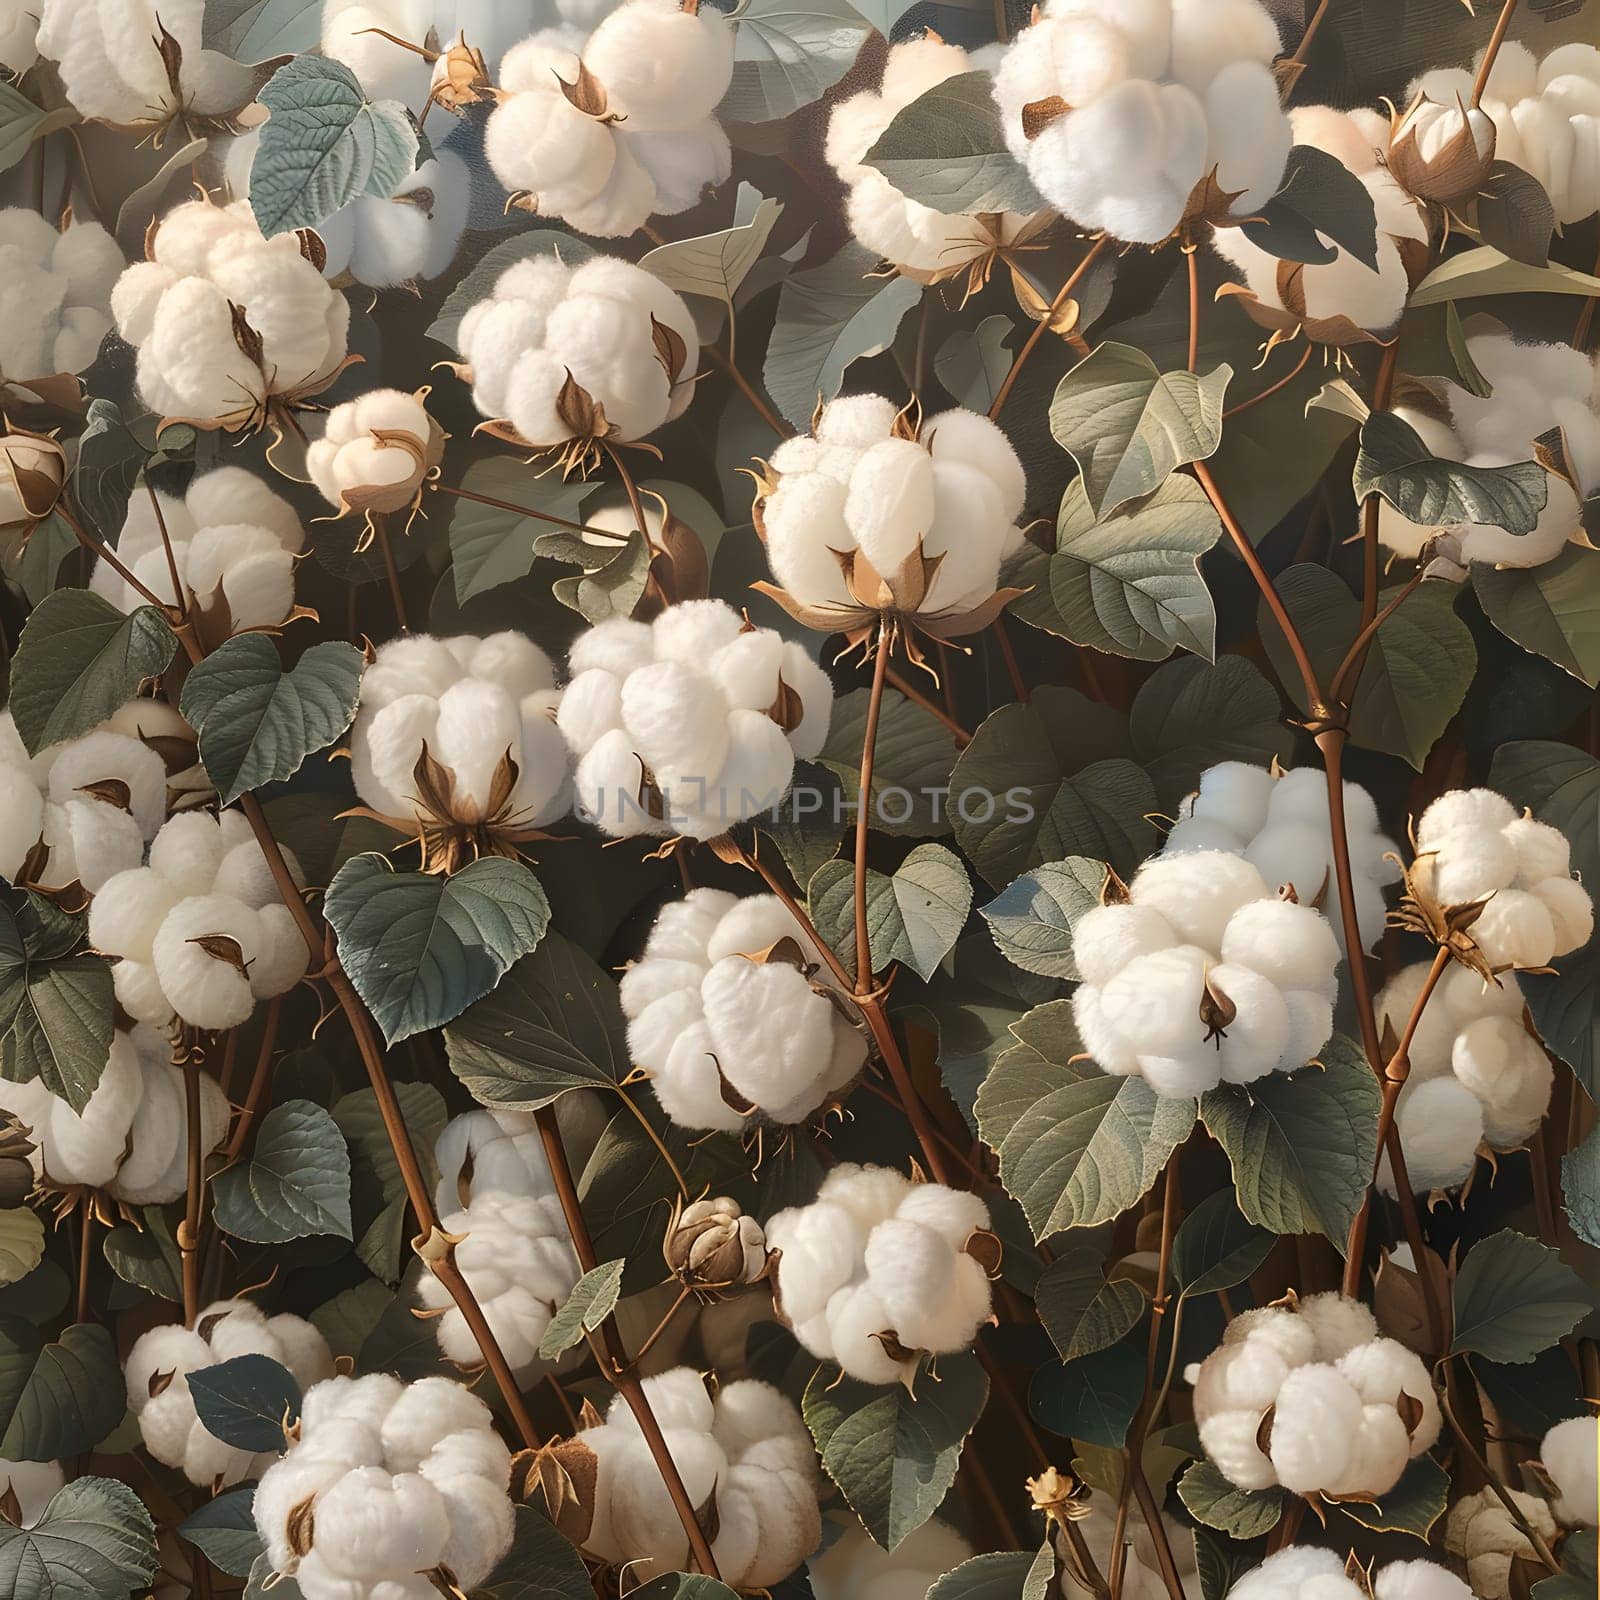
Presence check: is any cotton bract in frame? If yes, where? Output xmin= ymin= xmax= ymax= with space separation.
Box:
xmin=766 ymin=1164 xmax=997 ymax=1385
xmin=306 ymin=388 xmax=446 ymax=522
xmin=1378 ymin=337 xmax=1600 ymax=571
xmin=111 ymin=199 xmax=351 ymax=430
xmin=453 ymin=253 xmax=699 ymax=459
xmin=621 ymin=887 xmax=867 ymax=1133
xmin=827 ymin=39 xmax=1048 ymax=286
xmin=252 ymin=1373 xmax=514 ymax=1597
xmin=0 ymin=1025 xmax=227 ymax=1202
xmin=1071 ymin=849 xmax=1340 ymax=1097
xmin=753 ymin=394 xmax=1029 ymax=636
xmin=1541 ymin=1415 xmax=1598 ymax=1525
xmin=1226 ymin=1550 xmax=1471 ymax=1600
xmin=1163 ymin=761 xmax=1399 ymax=957
xmin=0 ymin=1459 xmax=63 ymax=1527
xmin=483 ymin=0 xmax=733 ymax=237
xmin=89 ymin=809 xmax=309 ymax=1032
xmin=808 ymin=1517 xmax=972 ymax=1600
xmin=127 ymin=1300 xmax=334 ymax=1488
xmin=0 ymin=430 xmax=66 ymax=531
xmin=992 ymin=0 xmax=1292 ymax=245
xmin=558 ymin=599 xmax=831 ymax=840
xmin=90 ymin=466 xmax=304 ymax=645
xmin=1445 ymin=1486 xmax=1559 ymax=1598
xmin=348 ymin=632 xmax=570 ymax=868
xmin=0 ymin=209 xmax=123 ymax=380
xmin=552 ymin=1367 xmax=819 ymax=1586
xmin=1188 ymin=1293 xmax=1441 ymax=1497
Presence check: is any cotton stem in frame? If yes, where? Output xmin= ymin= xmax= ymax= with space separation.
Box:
xmin=989 ymin=236 xmax=1110 ymax=421
xmin=1471 ymin=0 xmax=1520 ymax=109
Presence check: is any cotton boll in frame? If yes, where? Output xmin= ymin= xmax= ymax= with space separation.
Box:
xmin=1268 ymin=1365 xmax=1362 ymax=1492
xmin=1384 ymin=1078 xmax=1484 ymax=1194
xmin=1536 ymin=874 xmax=1593 ymax=954
xmin=1071 ymin=903 xmax=1177 ymax=987
xmin=1168 ymin=0 xmax=1281 ymax=90
xmin=1504 ymin=816 xmax=1572 ymax=883
xmin=1418 ymin=788 xmax=1518 ymax=844
xmin=844 ymin=438 xmax=936 ymax=576
xmin=815 ymin=395 xmax=897 ymax=448
xmin=1426 ymin=824 xmax=1518 ymax=905
xmin=1199 ymin=1408 xmax=1279 ymax=1492
xmin=1474 ymin=889 xmax=1557 ymax=970
xmin=1225 ymin=1549 xmax=1362 ymax=1600
xmin=1220 ymin=899 xmax=1340 ymax=1000
xmin=1185 ymin=761 xmax=1276 ymax=836
xmin=1541 ymin=1415 xmax=1598 ymax=1525
xmin=1131 ymin=851 xmax=1272 ymax=949
xmin=1099 ymin=945 xmax=1210 ymax=1059
xmin=1336 ymin=1338 xmax=1441 ymax=1454
xmin=1202 ymin=60 xmax=1292 ymax=217
xmin=1296 ymin=1292 xmax=1379 ymax=1363
xmin=1446 ymin=1486 xmax=1559 ymax=1599
xmin=151 ymin=894 xmax=261 ymax=1031
xmin=810 ymin=1518 xmax=972 ymax=1600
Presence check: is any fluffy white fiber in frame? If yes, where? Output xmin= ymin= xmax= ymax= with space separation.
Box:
xmin=35 ymin=0 xmax=254 ymax=127
xmin=111 ymin=199 xmax=351 ymax=429
xmin=0 ymin=209 xmax=122 ymax=380
xmin=89 ymin=809 xmax=309 ymax=1032
xmin=1163 ymin=761 xmax=1399 ymax=956
xmin=1541 ymin=1415 xmax=1598 ymax=1526
xmin=0 ymin=1025 xmax=227 ymax=1201
xmin=127 ymin=1300 xmax=334 ymax=1488
xmin=1445 ymin=1485 xmax=1560 ymax=1598
xmin=621 ymin=887 xmax=867 ymax=1133
xmin=1379 ymin=336 xmax=1600 ymax=571
xmin=1188 ymin=1293 xmax=1440 ymax=1497
xmin=306 ymin=389 xmax=445 ymax=519
xmin=252 ymin=1373 xmax=514 ymax=1596
xmin=483 ymin=0 xmax=733 ymax=236
xmin=454 ymin=253 xmax=700 ymax=448
xmin=991 ymin=0 xmax=1292 ymax=245
xmin=558 ymin=599 xmax=831 ymax=840
xmin=0 ymin=1458 xmax=63 ymax=1527
xmin=348 ymin=632 xmax=571 ymax=842
xmin=566 ymin=1366 xmax=819 ymax=1586
xmin=757 ymin=394 xmax=1028 ymax=626
xmin=807 ymin=1518 xmax=972 ymax=1600
xmin=1226 ymin=1550 xmax=1471 ymax=1600
xmin=1058 ymin=1491 xmax=1199 ymax=1600
xmin=90 ymin=466 xmax=304 ymax=639
xmin=827 ymin=39 xmax=1047 ymax=280
xmin=766 ymin=1163 xmax=996 ymax=1385
xmin=1071 ymin=848 xmax=1340 ymax=1096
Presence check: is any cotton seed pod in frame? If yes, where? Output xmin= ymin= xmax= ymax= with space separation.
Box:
xmin=0 ymin=429 xmax=66 ymax=531
xmin=663 ymin=1196 xmax=768 ymax=1290
xmin=305 ymin=387 xmax=446 ymax=526
xmin=1388 ymin=92 xmax=1498 ymax=203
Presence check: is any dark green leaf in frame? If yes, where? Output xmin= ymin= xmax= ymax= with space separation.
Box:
xmin=1533 ymin=1529 xmax=1596 ymax=1600
xmin=935 ymin=317 xmax=1016 ymax=413
xmin=447 ymin=458 xmax=595 ymax=606
xmin=469 ymin=1504 xmax=595 ymax=1599
xmin=212 ymin=1099 xmax=353 ymax=1244
xmin=102 ymin=1207 xmax=182 ymax=1303
xmin=1171 ymin=1189 xmax=1274 ymax=1299
xmin=926 ymin=1545 xmax=1055 ymax=1600
xmin=178 ymin=1484 xmax=264 ymax=1578
xmin=1451 ymin=1229 xmax=1593 ymax=1363
xmin=819 ymin=686 xmax=959 ymax=839
xmin=1177 ymin=1459 xmax=1286 ymax=1539
xmin=1475 ymin=161 xmax=1555 ymax=268
xmin=1488 ymin=740 xmax=1600 ymax=911
xmin=0 ymin=1318 xmax=126 ymax=1459
xmin=1336 ymin=1454 xmax=1449 ymax=1541
xmin=537 ymin=1259 xmax=625 ymax=1361
xmin=188 ymin=1355 xmax=301 ymax=1454
xmin=1035 ymin=1247 xmax=1149 ymax=1362
xmin=1029 ymin=1340 xmax=1144 ymax=1448
xmin=808 ymin=843 xmax=971 ymax=980
xmin=0 ymin=1476 xmax=157 ymax=1600
xmin=1475 ymin=547 xmax=1600 ymax=687
xmin=1562 ymin=1125 xmax=1600 ymax=1249
xmin=1240 ymin=144 xmax=1380 ymax=270
xmin=979 ymin=857 xmax=1106 ymax=981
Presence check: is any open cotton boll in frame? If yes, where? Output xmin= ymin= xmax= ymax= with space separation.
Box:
xmin=1540 ymin=1415 xmax=1598 ymax=1525
xmin=0 ymin=209 xmax=122 ymax=380
xmin=306 ymin=388 xmax=445 ymax=521
xmin=1226 ymin=1552 xmax=1470 ymax=1600
xmin=1381 ymin=1077 xmax=1484 ymax=1194
xmin=808 ymin=1518 xmax=972 ymax=1600
xmin=1447 ymin=1486 xmax=1559 ymax=1599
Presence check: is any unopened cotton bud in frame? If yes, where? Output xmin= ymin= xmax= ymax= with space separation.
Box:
xmin=1389 ymin=95 xmax=1497 ymax=200
xmin=0 ymin=431 xmax=66 ymax=529
xmin=665 ymin=1197 xmax=768 ymax=1289
xmin=306 ymin=389 xmax=445 ymax=519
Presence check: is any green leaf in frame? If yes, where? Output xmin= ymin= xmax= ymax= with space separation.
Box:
xmin=1409 ymin=245 xmax=1600 ymax=307
xmin=1 ymin=511 xmax=77 ymax=607
xmin=808 ymin=843 xmax=972 ymax=981
xmin=1525 ymin=951 xmax=1600 ymax=1102
xmin=204 ymin=0 xmax=324 ymax=57
xmin=1035 ymin=1246 xmax=1149 ymax=1362
xmin=1048 ymin=343 xmax=1231 ymax=522
xmin=251 ymin=55 xmax=418 ymax=234
xmin=188 ymin=1355 xmax=301 ymax=1453
xmin=1563 ymin=1124 xmax=1600 ymax=1249
xmin=0 ymin=1477 xmax=157 ymax=1600
xmin=180 ymin=636 xmax=364 ymax=805
xmin=976 ymin=1001 xmax=1195 ymax=1238
xmin=1354 ymin=411 xmax=1547 ymax=536
xmin=178 ymin=1485 xmax=264 ymax=1579
xmin=640 ymin=193 xmax=784 ymax=303
xmin=1177 ymin=1459 xmax=1286 ymax=1540
xmin=803 ymin=1353 xmax=988 ymax=1551
xmin=0 ymin=1318 xmax=127 ymax=1458
xmin=1451 ymin=1229 xmax=1593 ymax=1363
xmin=927 ymin=1544 xmax=1056 ymax=1600
xmin=818 ymin=686 xmax=959 ymax=839
xmin=0 ymin=1209 xmax=43 ymax=1289
xmin=1172 ymin=1189 xmax=1274 ymax=1299
xmin=325 ymin=855 xmax=551 ymax=1045
xmin=212 ymin=1099 xmax=353 ymax=1244
xmin=979 ymin=857 xmax=1107 ymax=981
xmin=334 ymin=1080 xmax=445 ymax=1284
xmin=538 ymin=1259 xmax=625 ymax=1361
xmin=1030 ymin=1340 xmax=1145 ymax=1448
xmin=447 ymin=456 xmax=595 ymax=605
xmin=102 ymin=1208 xmax=182 ymax=1303
xmin=1199 ymin=1041 xmax=1381 ymax=1247
xmin=863 ymin=71 xmax=1045 ymax=215
xmin=8 ymin=589 xmax=176 ymax=756
xmin=444 ymin=932 xmax=628 ymax=1111
xmin=1533 ymin=1530 xmax=1597 ymax=1600
xmin=1475 ymin=547 xmax=1600 ymax=687
xmin=1337 ymin=1454 xmax=1449 ymax=1541
xmin=935 ymin=316 xmax=1016 ymax=414
xmin=723 ymin=0 xmax=872 ymax=123
xmin=0 ymin=83 xmax=76 ymax=176
xmin=763 ymin=242 xmax=923 ymax=429
xmin=537 ymin=523 xmax=654 ymax=625
xmin=1008 ymin=474 xmax=1221 ymax=661
xmin=470 ymin=1504 xmax=595 ymax=1599
xmin=1476 ymin=161 xmax=1555 ymax=268
xmin=1239 ymin=143 xmax=1380 ymax=270
xmin=630 ymin=1578 xmax=741 ymax=1600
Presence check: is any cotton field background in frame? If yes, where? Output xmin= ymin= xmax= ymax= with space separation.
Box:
xmin=0 ymin=0 xmax=1597 ymax=1595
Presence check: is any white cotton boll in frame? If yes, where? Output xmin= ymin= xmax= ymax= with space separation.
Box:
xmin=1203 ymin=60 xmax=1292 ymax=217
xmin=1071 ymin=903 xmax=1177 ymax=988
xmin=1099 ymin=944 xmax=1210 ymax=1059
xmin=584 ymin=0 xmax=733 ymax=127
xmin=1385 ymin=1078 xmax=1484 ymax=1195
xmin=1072 ymin=985 xmax=1143 ymax=1076
xmin=809 ymin=1518 xmax=972 ymax=1600
xmin=152 ymin=894 xmax=261 ymax=1031
xmin=1268 ymin=1365 xmax=1362 ymax=1492
xmin=1503 ymin=815 xmax=1572 ymax=882
xmin=1327 ymin=1405 xmax=1412 ymax=1499
xmin=1280 ymin=991 xmax=1335 ymax=1073
xmin=1473 ymin=889 xmax=1557 ymax=970
xmin=1130 ymin=851 xmax=1270 ymax=950
xmin=1206 ymin=962 xmax=1291 ymax=1082
xmin=1191 ymin=1339 xmax=1292 ymax=1417
xmin=844 ymin=439 xmax=936 ymax=576
xmin=311 ymin=1469 xmax=451 ymax=1580
xmin=1199 ymin=1408 xmax=1278 ymax=1492
xmin=1541 ymin=1415 xmax=1598 ymax=1525
xmin=1337 ymin=1338 xmax=1441 ymax=1454
xmin=1219 ymin=899 xmax=1340 ymax=1000
xmin=815 ymin=395 xmax=896 ymax=448
xmin=764 ymin=474 xmax=856 ymax=608
xmin=1425 ymin=825 xmax=1517 ymax=906
xmin=1537 ymin=874 xmax=1593 ymax=954
xmin=1226 ymin=1548 xmax=1361 ymax=1600
xmin=1373 ymin=1562 xmax=1474 ymax=1600
xmin=1418 ymin=788 xmax=1517 ymax=845
xmin=44 ymin=731 xmax=166 ymax=839
xmin=1295 ymin=1292 xmax=1378 ymax=1363
xmin=1169 ymin=0 xmax=1282 ymax=89
xmin=631 ymin=120 xmax=732 ymax=216
xmin=1186 ymin=761 xmax=1276 ymax=835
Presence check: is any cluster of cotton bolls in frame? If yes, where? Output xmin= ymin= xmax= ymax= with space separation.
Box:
xmin=413 ymin=1108 xmax=580 ymax=1371
xmin=111 ymin=199 xmax=351 ymax=430
xmin=1071 ymin=851 xmax=1340 ymax=1097
xmin=827 ymin=38 xmax=1046 ymax=284
xmin=0 ymin=209 xmax=123 ymax=380
xmin=348 ymin=632 xmax=570 ymax=858
xmin=1214 ymin=105 xmax=1429 ymax=343
xmin=807 ymin=1518 xmax=971 ymax=1599
xmin=1163 ymin=762 xmax=1399 ymax=957
xmin=1408 ymin=42 xmax=1600 ymax=224
xmin=553 ymin=1367 xmax=819 ymax=1586
xmin=766 ymin=1164 xmax=996 ymax=1385
xmin=753 ymin=395 xmax=1028 ymax=633
xmin=483 ymin=0 xmax=733 ymax=237
xmin=0 ymin=1459 xmax=63 ymax=1528
xmin=126 ymin=1300 xmax=334 ymax=1488
xmin=35 ymin=0 xmax=254 ymax=128
xmin=306 ymin=389 xmax=445 ymax=522
xmin=90 ymin=466 xmax=304 ymax=643
xmin=1446 ymin=1486 xmax=1559 ymax=1599
xmin=0 ymin=1026 xmax=227 ymax=1203
xmin=0 ymin=708 xmax=166 ymax=897
xmin=1380 ymin=336 xmax=1600 ymax=571
xmin=1226 ymin=1552 xmax=1470 ymax=1600
xmin=1413 ymin=788 xmax=1592 ymax=969
xmin=557 ymin=599 xmax=831 ymax=840
xmin=1540 ymin=1414 xmax=1598 ymax=1527
xmin=89 ymin=810 xmax=308 ymax=1032
xmin=991 ymin=0 xmax=1292 ymax=245
xmin=1188 ymin=1292 xmax=1441 ymax=1498
xmin=620 ymin=887 xmax=867 ymax=1133
xmin=252 ymin=1374 xmax=515 ymax=1598
xmin=453 ymin=254 xmax=700 ymax=455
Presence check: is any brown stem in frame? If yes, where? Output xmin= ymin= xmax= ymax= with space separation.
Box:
xmin=1574 ymin=237 xmax=1600 ymax=351
xmin=995 ymin=615 xmax=1028 ymax=704
xmin=1286 ymin=0 xmax=1332 ymax=70
xmin=1185 ymin=247 xmax=1201 ymax=374
xmin=1358 ymin=343 xmax=1401 ymax=635
xmin=145 ymin=479 xmax=189 ymax=623
xmin=1442 ymin=1374 xmax=1560 ymax=1569
xmin=1266 ymin=1495 xmax=1306 ymax=1554
xmin=629 ymin=1285 xmax=694 ymax=1368
xmin=372 ymin=513 xmax=409 ymax=636
xmin=1222 ymin=342 xmax=1313 ymax=421
xmin=990 ymin=236 xmax=1110 ymax=421
xmin=1328 ymin=563 xmax=1427 ymax=706
xmin=429 ymin=481 xmax=620 ymax=539
xmin=886 ymin=665 xmax=971 ymax=744
xmin=75 ymin=1195 xmax=93 ymax=1325
xmin=181 ymin=1057 xmax=205 ymax=1328
xmin=220 ymin=999 xmax=281 ymax=1165
xmin=1471 ymin=0 xmax=1520 ymax=108
xmin=706 ymin=340 xmax=793 ymax=440
xmin=58 ymin=500 xmax=169 ymax=611
xmin=852 ymin=627 xmax=892 ymax=994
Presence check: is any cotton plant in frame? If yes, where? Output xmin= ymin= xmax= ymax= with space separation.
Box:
xmin=0 ymin=209 xmax=124 ymax=381
xmin=482 ymin=0 xmax=734 ymax=238
xmin=1225 ymin=1551 xmax=1471 ymax=1600
xmin=305 ymin=388 xmax=446 ymax=533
